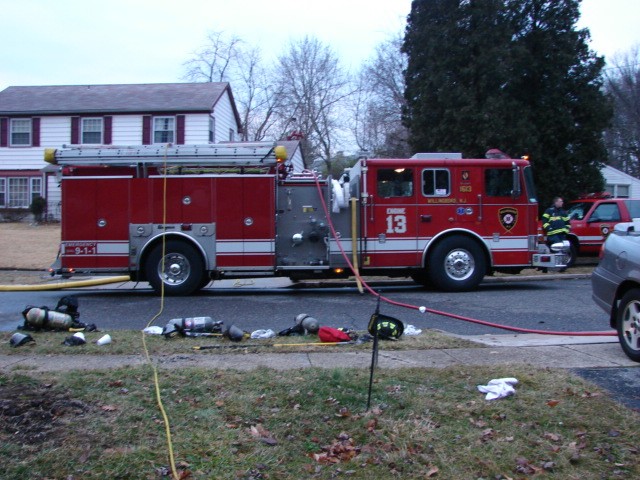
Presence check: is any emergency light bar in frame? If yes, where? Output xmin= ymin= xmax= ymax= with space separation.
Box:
xmin=44 ymin=143 xmax=288 ymax=167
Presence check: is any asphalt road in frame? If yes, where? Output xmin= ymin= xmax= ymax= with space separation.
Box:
xmin=573 ymin=367 xmax=640 ymax=412
xmin=0 ymin=277 xmax=611 ymax=335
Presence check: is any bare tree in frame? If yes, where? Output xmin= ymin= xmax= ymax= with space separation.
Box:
xmin=605 ymin=46 xmax=640 ymax=178
xmin=183 ymin=31 xmax=242 ymax=82
xmin=183 ymin=31 xmax=282 ymax=141
xmin=349 ymin=33 xmax=410 ymax=158
xmin=276 ymin=36 xmax=352 ymax=172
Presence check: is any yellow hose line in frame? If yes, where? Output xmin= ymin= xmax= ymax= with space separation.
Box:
xmin=0 ymin=275 xmax=131 ymax=291
xmin=141 ymin=143 xmax=179 ymax=480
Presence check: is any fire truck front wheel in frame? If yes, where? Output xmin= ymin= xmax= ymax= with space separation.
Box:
xmin=566 ymin=241 xmax=578 ymax=268
xmin=145 ymin=240 xmax=205 ymax=296
xmin=427 ymin=237 xmax=486 ymax=292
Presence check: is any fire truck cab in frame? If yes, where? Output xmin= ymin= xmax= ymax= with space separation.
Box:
xmin=46 ymin=144 xmax=562 ymax=295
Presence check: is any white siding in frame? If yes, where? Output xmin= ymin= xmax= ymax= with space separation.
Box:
xmin=46 ymin=175 xmax=62 ymax=220
xmin=290 ymin=148 xmax=305 ymax=172
xmin=40 ymin=116 xmax=70 ymax=146
xmin=602 ymin=165 xmax=640 ymax=199
xmin=184 ymin=114 xmax=210 ymax=144
xmin=112 ymin=115 xmax=143 ymax=145
xmin=0 ymin=147 xmax=47 ymax=170
xmin=213 ymin=91 xmax=238 ymax=142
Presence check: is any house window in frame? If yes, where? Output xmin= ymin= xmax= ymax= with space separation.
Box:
xmin=606 ymin=184 xmax=630 ymax=198
xmin=154 ymin=117 xmax=175 ymax=143
xmin=30 ymin=177 xmax=42 ymax=202
xmin=209 ymin=117 xmax=215 ymax=143
xmin=10 ymin=119 xmax=31 ymax=146
xmin=0 ymin=177 xmax=42 ymax=208
xmin=422 ymin=169 xmax=450 ymax=196
xmin=229 ymin=128 xmax=234 ymax=142
xmin=82 ymin=118 xmax=103 ymax=144
xmin=8 ymin=178 xmax=29 ymax=207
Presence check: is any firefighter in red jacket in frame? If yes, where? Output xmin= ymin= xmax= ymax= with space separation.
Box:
xmin=542 ymin=196 xmax=571 ymax=246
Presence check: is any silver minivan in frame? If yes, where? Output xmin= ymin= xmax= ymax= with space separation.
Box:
xmin=592 ymin=219 xmax=640 ymax=362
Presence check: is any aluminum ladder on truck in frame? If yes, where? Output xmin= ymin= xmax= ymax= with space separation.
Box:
xmin=44 ymin=142 xmax=288 ymax=167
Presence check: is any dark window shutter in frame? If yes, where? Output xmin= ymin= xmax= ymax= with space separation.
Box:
xmin=71 ymin=117 xmax=80 ymax=144
xmin=176 ymin=115 xmax=185 ymax=144
xmin=0 ymin=118 xmax=7 ymax=147
xmin=104 ymin=116 xmax=112 ymax=145
xmin=32 ymin=118 xmax=41 ymax=147
xmin=142 ymin=115 xmax=151 ymax=145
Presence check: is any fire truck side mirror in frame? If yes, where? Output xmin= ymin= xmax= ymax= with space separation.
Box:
xmin=511 ymin=164 xmax=521 ymax=198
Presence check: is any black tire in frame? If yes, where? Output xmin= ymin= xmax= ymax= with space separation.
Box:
xmin=145 ymin=240 xmax=204 ymax=296
xmin=427 ymin=237 xmax=486 ymax=292
xmin=616 ymin=288 xmax=640 ymax=362
xmin=199 ymin=275 xmax=212 ymax=290
xmin=566 ymin=241 xmax=578 ymax=268
xmin=410 ymin=271 xmax=432 ymax=288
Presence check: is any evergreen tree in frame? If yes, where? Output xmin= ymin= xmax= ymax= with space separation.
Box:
xmin=403 ymin=0 xmax=611 ymax=208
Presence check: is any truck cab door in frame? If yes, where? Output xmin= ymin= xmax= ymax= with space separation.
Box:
xmin=364 ymin=167 xmax=419 ymax=267
xmin=581 ymin=202 xmax=622 ymax=249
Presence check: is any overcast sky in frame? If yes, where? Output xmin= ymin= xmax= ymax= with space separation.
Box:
xmin=1 ymin=0 xmax=639 ymax=91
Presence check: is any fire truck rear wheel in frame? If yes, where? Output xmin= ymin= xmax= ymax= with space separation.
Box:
xmin=427 ymin=237 xmax=486 ymax=291
xmin=145 ymin=240 xmax=205 ymax=296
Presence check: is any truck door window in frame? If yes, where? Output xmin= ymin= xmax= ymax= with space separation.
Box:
xmin=625 ymin=200 xmax=640 ymax=219
xmin=485 ymin=169 xmax=512 ymax=197
xmin=422 ymin=169 xmax=450 ymax=196
xmin=377 ymin=168 xmax=413 ymax=198
xmin=590 ymin=203 xmax=621 ymax=222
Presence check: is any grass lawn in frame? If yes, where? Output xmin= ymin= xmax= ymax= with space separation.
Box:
xmin=0 ymin=329 xmax=482 ymax=356
xmin=1 ymin=365 xmax=638 ymax=479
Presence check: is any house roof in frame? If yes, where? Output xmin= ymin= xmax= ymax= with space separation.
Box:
xmin=602 ymin=164 xmax=640 ymax=185
xmin=0 ymin=83 xmax=241 ymax=127
xmin=277 ymin=140 xmax=303 ymax=160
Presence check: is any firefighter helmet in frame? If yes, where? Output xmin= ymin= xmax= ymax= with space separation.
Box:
xmin=368 ymin=314 xmax=404 ymax=340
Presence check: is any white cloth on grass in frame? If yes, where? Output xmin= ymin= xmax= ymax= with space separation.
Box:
xmin=477 ymin=377 xmax=519 ymax=401
xmin=143 ymin=326 xmax=163 ymax=335
xmin=404 ymin=324 xmax=422 ymax=336
xmin=251 ymin=329 xmax=276 ymax=339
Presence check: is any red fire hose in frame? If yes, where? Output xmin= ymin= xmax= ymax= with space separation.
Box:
xmin=310 ymin=172 xmax=615 ymax=337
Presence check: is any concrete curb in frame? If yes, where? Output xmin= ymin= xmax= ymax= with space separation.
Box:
xmin=1 ymin=342 xmax=636 ymax=373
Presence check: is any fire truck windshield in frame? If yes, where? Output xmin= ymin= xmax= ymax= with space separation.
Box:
xmin=523 ymin=166 xmax=537 ymax=203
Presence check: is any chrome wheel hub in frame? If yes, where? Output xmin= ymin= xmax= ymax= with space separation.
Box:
xmin=621 ymin=300 xmax=640 ymax=352
xmin=444 ymin=249 xmax=475 ymax=281
xmin=158 ymin=253 xmax=191 ymax=286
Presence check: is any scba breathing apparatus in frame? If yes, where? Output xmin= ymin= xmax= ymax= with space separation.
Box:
xmin=278 ymin=313 xmax=320 ymax=336
xmin=20 ymin=296 xmax=96 ymax=332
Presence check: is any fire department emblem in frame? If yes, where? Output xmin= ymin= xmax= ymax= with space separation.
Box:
xmin=499 ymin=207 xmax=518 ymax=232
xmin=461 ymin=170 xmax=470 ymax=182
xmin=600 ymin=225 xmax=610 ymax=237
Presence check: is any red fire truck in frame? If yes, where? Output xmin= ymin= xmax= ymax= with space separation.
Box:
xmin=45 ymin=143 xmax=562 ymax=295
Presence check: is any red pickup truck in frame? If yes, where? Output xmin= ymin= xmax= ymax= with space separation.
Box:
xmin=565 ymin=194 xmax=640 ymax=263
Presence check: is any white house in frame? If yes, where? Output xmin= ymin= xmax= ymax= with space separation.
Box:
xmin=601 ymin=164 xmax=640 ymax=198
xmin=0 ymin=82 xmax=243 ymax=220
